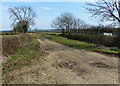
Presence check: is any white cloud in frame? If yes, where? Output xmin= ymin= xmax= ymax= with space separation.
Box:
xmin=1 ymin=0 xmax=98 ymax=2
xmin=40 ymin=7 xmax=55 ymax=10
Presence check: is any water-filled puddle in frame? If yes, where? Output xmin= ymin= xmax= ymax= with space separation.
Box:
xmin=89 ymin=62 xmax=112 ymax=68
xmin=58 ymin=62 xmax=77 ymax=69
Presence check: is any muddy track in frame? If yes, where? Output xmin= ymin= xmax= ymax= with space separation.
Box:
xmin=3 ymin=37 xmax=118 ymax=84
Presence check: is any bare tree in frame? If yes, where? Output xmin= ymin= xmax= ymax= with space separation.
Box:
xmin=85 ymin=0 xmax=120 ymax=48
xmin=85 ymin=0 xmax=120 ymax=23
xmin=51 ymin=12 xmax=76 ymax=35
xmin=71 ymin=18 xmax=88 ymax=33
xmin=9 ymin=6 xmax=36 ymax=33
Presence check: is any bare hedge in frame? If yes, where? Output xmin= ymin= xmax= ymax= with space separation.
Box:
xmin=63 ymin=33 xmax=117 ymax=47
xmin=2 ymin=34 xmax=31 ymax=57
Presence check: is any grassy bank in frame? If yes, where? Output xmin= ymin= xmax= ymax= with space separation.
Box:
xmin=63 ymin=33 xmax=117 ymax=47
xmin=41 ymin=32 xmax=61 ymax=35
xmin=2 ymin=34 xmax=31 ymax=56
xmin=3 ymin=37 xmax=42 ymax=74
xmin=0 ymin=35 xmax=17 ymax=37
xmin=44 ymin=35 xmax=119 ymax=55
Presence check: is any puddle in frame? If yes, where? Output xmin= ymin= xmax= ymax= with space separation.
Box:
xmin=52 ymin=61 xmax=89 ymax=76
xmin=58 ymin=62 xmax=77 ymax=69
xmin=89 ymin=62 xmax=112 ymax=69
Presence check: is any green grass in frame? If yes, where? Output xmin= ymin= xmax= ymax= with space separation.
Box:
xmin=0 ymin=35 xmax=17 ymax=37
xmin=3 ymin=37 xmax=42 ymax=74
xmin=43 ymin=35 xmax=119 ymax=55
xmin=38 ymin=32 xmax=61 ymax=35
xmin=30 ymin=34 xmax=41 ymax=38
xmin=46 ymin=32 xmax=61 ymax=35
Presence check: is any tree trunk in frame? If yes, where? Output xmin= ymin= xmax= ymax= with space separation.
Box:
xmin=61 ymin=29 xmax=65 ymax=36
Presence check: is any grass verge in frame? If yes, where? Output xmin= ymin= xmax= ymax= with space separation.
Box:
xmin=43 ymin=35 xmax=119 ymax=55
xmin=3 ymin=37 xmax=42 ymax=74
xmin=39 ymin=32 xmax=61 ymax=35
xmin=0 ymin=35 xmax=17 ymax=37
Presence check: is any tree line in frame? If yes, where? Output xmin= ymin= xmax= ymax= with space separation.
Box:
xmin=51 ymin=12 xmax=119 ymax=35
xmin=8 ymin=0 xmax=120 ymax=48
xmin=9 ymin=0 xmax=120 ymax=34
xmin=51 ymin=12 xmax=88 ymax=35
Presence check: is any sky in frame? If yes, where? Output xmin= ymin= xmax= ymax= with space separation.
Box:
xmin=1 ymin=0 xmax=101 ymax=31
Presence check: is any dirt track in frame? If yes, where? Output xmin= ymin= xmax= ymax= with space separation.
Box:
xmin=3 ymin=37 xmax=118 ymax=84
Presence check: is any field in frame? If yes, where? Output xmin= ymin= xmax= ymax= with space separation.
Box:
xmin=1 ymin=33 xmax=119 ymax=84
xmin=43 ymin=35 xmax=119 ymax=55
xmin=1 ymin=1 xmax=120 ymax=84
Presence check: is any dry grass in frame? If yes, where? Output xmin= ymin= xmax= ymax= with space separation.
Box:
xmin=2 ymin=34 xmax=31 ymax=57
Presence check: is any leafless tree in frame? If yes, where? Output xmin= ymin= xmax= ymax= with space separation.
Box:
xmin=51 ymin=12 xmax=76 ymax=35
xmin=9 ymin=6 xmax=36 ymax=33
xmin=85 ymin=0 xmax=120 ymax=23
xmin=85 ymin=0 xmax=120 ymax=48
xmin=78 ymin=18 xmax=88 ymax=29
xmin=72 ymin=18 xmax=88 ymax=33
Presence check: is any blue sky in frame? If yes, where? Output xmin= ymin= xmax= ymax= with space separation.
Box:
xmin=1 ymin=1 xmax=100 ymax=30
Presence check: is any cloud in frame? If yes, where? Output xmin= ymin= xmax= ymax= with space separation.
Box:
xmin=40 ymin=7 xmax=55 ymax=10
xmin=1 ymin=0 xmax=98 ymax=2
